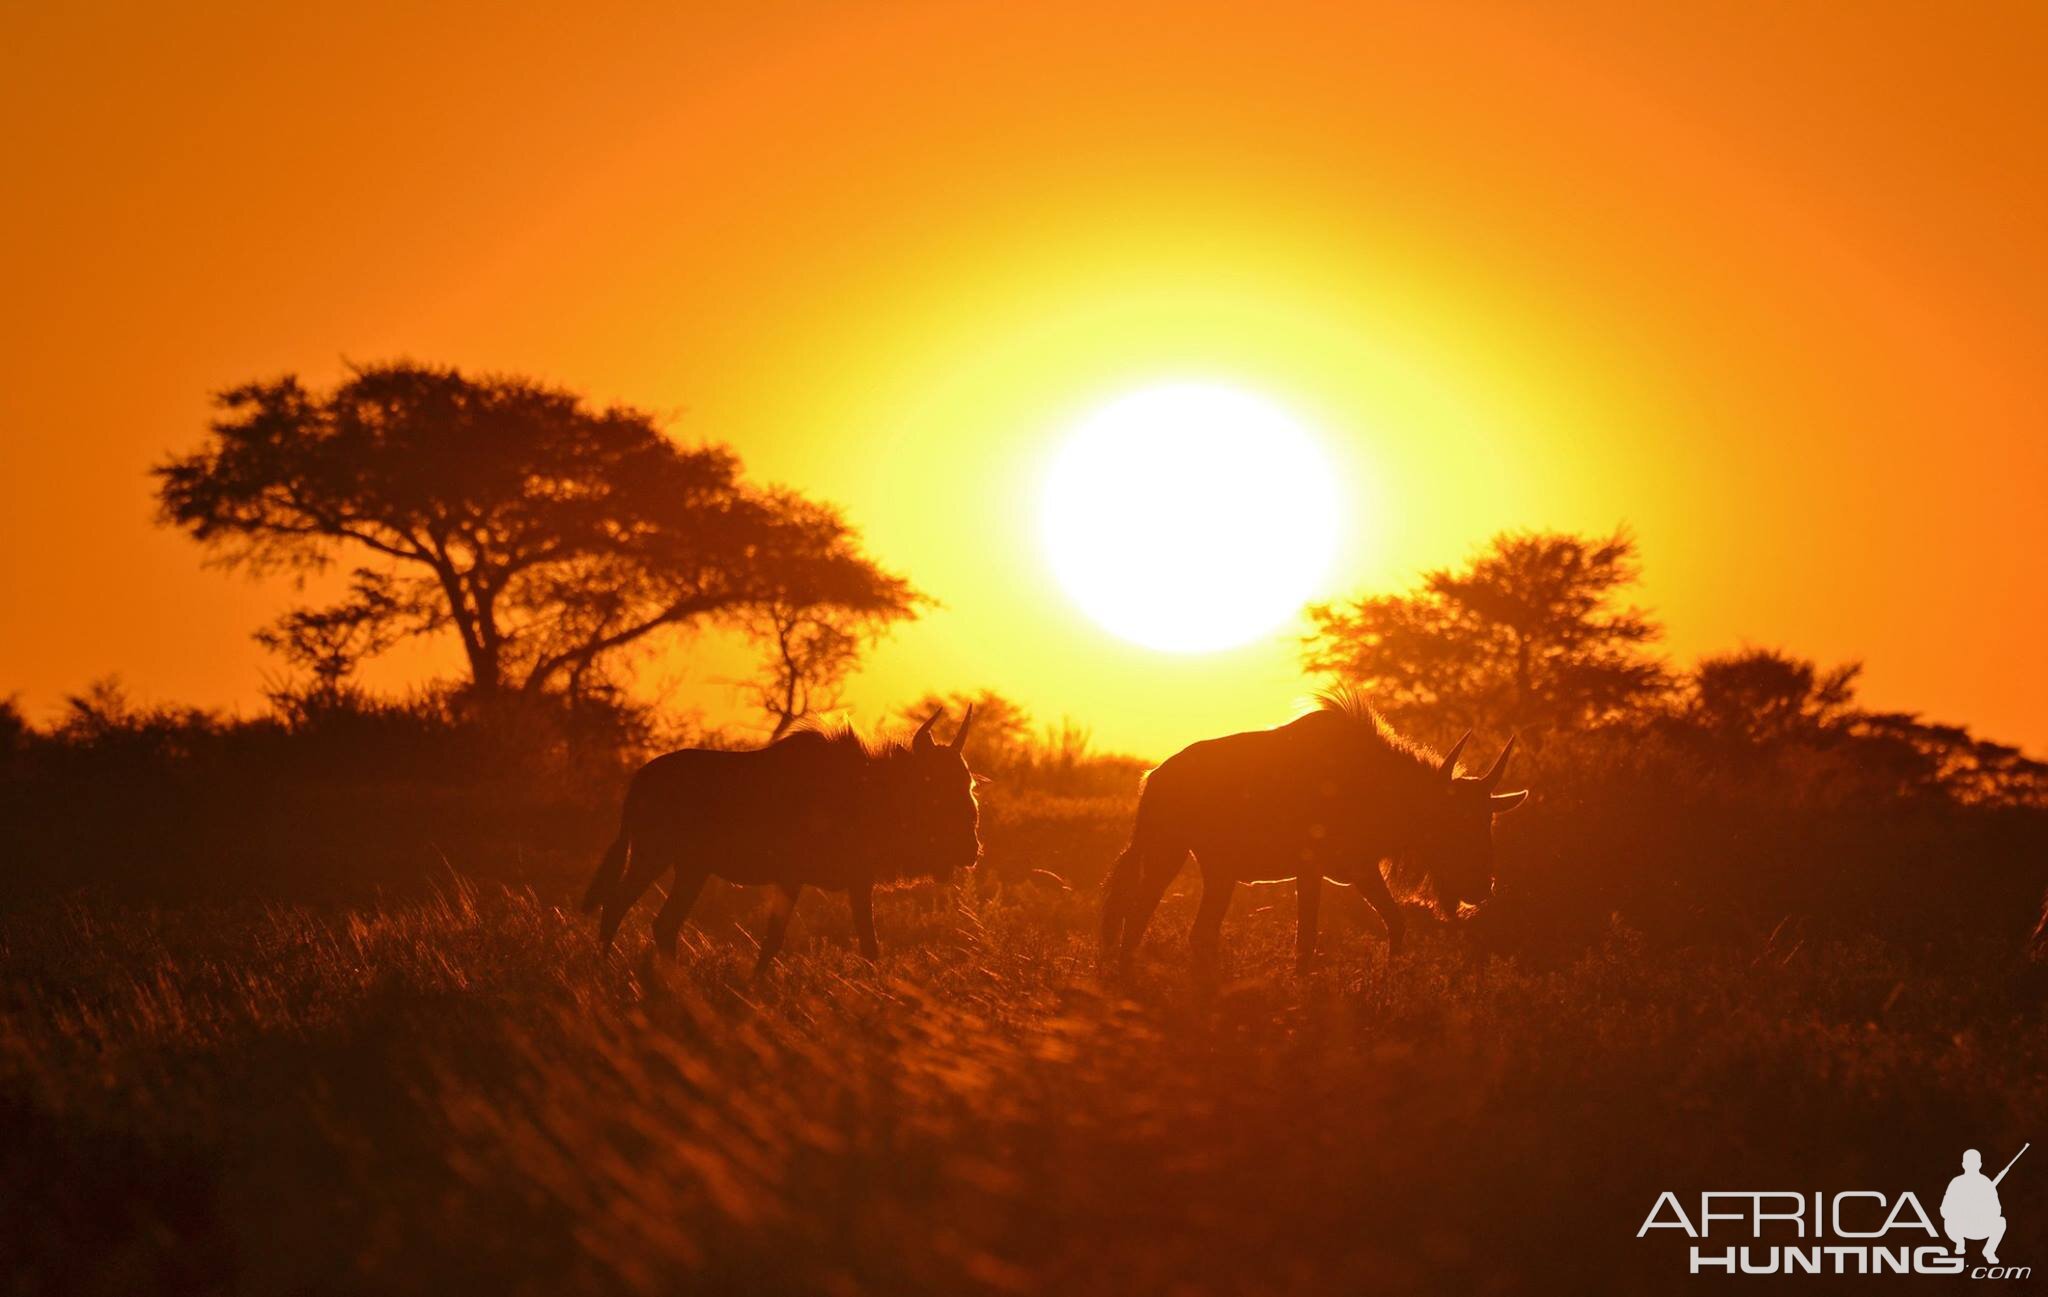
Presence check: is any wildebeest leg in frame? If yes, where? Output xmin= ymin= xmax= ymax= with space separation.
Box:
xmin=1352 ymin=862 xmax=1405 ymax=957
xmin=649 ymin=869 xmax=710 ymax=958
xmin=598 ymin=844 xmax=671 ymax=948
xmin=1100 ymin=844 xmax=1144 ymax=962
xmin=1118 ymin=850 xmax=1184 ymax=966
xmin=849 ymin=882 xmax=879 ymax=960
xmin=580 ymin=833 xmax=630 ymax=914
xmin=1190 ymin=875 xmax=1235 ymax=971
xmin=1295 ymin=874 xmax=1321 ymax=973
xmin=750 ymin=884 xmax=802 ymax=978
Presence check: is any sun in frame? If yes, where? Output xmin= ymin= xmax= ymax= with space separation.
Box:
xmin=1041 ymin=382 xmax=1342 ymax=652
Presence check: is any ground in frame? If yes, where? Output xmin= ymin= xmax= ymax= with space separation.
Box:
xmin=4 ymin=825 xmax=2042 ymax=1295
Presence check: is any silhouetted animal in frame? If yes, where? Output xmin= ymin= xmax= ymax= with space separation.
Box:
xmin=1101 ymin=693 xmax=1526 ymax=973
xmin=582 ymin=709 xmax=980 ymax=973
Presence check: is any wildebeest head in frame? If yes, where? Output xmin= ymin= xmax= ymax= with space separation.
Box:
xmin=888 ymin=705 xmax=983 ymax=881
xmin=1406 ymin=732 xmax=1527 ymax=916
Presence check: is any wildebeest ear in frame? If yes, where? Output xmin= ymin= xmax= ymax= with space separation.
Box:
xmin=1478 ymin=734 xmax=1516 ymax=793
xmin=1490 ymin=790 xmax=1528 ymax=814
xmin=913 ymin=708 xmax=943 ymax=749
xmin=1438 ymin=731 xmax=1471 ymax=780
xmin=971 ymin=773 xmax=994 ymax=789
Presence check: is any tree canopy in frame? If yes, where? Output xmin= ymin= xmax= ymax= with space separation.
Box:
xmin=1675 ymin=647 xmax=2048 ymax=805
xmin=1304 ymin=529 xmax=1668 ymax=737
xmin=1686 ymin=647 xmax=1861 ymax=745
xmin=156 ymin=362 xmax=921 ymax=698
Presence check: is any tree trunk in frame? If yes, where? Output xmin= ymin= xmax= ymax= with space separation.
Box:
xmin=466 ymin=642 xmax=502 ymax=696
xmin=431 ymin=562 xmax=501 ymax=696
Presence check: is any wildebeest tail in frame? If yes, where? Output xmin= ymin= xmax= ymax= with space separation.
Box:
xmin=580 ymin=832 xmax=630 ymax=914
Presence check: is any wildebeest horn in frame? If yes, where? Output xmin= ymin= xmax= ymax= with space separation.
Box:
xmin=951 ymin=703 xmax=975 ymax=753
xmin=1439 ymin=731 xmax=1471 ymax=780
xmin=913 ymin=708 xmax=943 ymax=748
xmin=1479 ymin=734 xmax=1517 ymax=792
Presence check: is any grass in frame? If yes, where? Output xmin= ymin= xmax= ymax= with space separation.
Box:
xmin=5 ymin=827 xmax=2044 ymax=1296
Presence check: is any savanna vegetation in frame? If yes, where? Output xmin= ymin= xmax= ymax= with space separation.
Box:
xmin=3 ymin=364 xmax=2045 ymax=1293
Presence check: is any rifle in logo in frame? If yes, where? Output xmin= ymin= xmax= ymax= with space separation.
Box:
xmin=1994 ymin=1144 xmax=2030 ymax=1188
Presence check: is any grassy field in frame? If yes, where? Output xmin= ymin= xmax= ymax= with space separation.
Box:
xmin=5 ymin=802 xmax=2044 ymax=1296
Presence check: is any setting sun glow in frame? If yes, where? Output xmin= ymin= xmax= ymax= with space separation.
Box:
xmin=6 ymin=3 xmax=2048 ymax=757
xmin=1041 ymin=383 xmax=1342 ymax=653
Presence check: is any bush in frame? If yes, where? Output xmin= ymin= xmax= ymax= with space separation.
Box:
xmin=1478 ymin=724 xmax=2048 ymax=960
xmin=0 ymin=682 xmax=650 ymax=908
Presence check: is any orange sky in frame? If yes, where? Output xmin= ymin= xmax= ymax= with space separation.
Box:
xmin=4 ymin=0 xmax=2045 ymax=757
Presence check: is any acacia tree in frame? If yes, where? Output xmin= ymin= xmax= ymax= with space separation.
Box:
xmin=157 ymin=362 xmax=921 ymax=699
xmin=1304 ymin=529 xmax=1669 ymax=737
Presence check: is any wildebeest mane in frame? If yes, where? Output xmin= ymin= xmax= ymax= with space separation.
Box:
xmin=781 ymin=721 xmax=915 ymax=762
xmin=1304 ymin=688 xmax=1461 ymax=905
xmin=763 ymin=723 xmax=909 ymax=808
xmin=778 ymin=722 xmax=948 ymax=790
xmin=1305 ymin=686 xmax=1452 ymax=779
xmin=777 ymin=723 xmax=878 ymax=760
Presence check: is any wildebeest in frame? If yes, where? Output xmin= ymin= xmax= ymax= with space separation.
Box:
xmin=1100 ymin=693 xmax=1526 ymax=973
xmin=581 ymin=708 xmax=981 ymax=973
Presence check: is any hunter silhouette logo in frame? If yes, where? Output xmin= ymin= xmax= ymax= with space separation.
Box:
xmin=1638 ymin=1143 xmax=2031 ymax=1278
xmin=1945 ymin=1145 xmax=2025 ymax=1267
